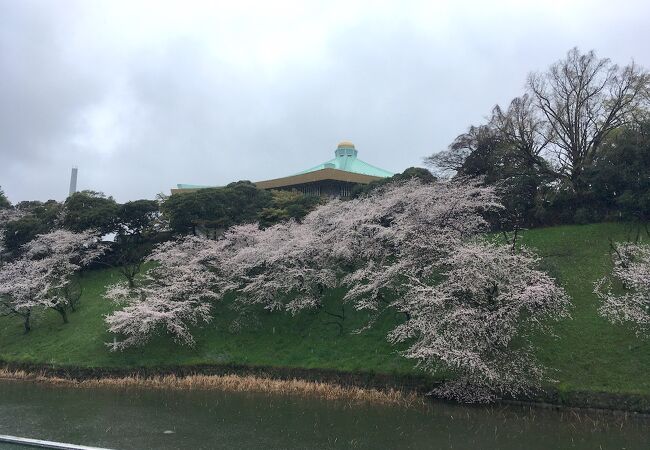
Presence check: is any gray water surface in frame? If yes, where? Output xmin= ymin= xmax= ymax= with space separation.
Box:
xmin=0 ymin=380 xmax=647 ymax=449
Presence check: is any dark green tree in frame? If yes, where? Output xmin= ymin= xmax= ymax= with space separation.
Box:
xmin=587 ymin=119 xmax=650 ymax=233
xmin=3 ymin=217 xmax=46 ymax=254
xmin=162 ymin=181 xmax=272 ymax=236
xmin=350 ymin=167 xmax=436 ymax=198
xmin=115 ymin=199 xmax=160 ymax=238
xmin=16 ymin=200 xmax=62 ymax=223
xmin=258 ymin=190 xmax=322 ymax=227
xmin=110 ymin=199 xmax=161 ymax=288
xmin=63 ymin=191 xmax=118 ymax=234
xmin=160 ymin=192 xmax=202 ymax=235
xmin=218 ymin=181 xmax=273 ymax=226
xmin=2 ymin=200 xmax=62 ymax=254
xmin=0 ymin=187 xmax=10 ymax=209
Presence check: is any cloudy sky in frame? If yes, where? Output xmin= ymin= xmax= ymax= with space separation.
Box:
xmin=1 ymin=0 xmax=649 ymax=203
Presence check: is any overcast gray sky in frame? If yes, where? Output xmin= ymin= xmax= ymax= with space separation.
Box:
xmin=1 ymin=0 xmax=649 ymax=203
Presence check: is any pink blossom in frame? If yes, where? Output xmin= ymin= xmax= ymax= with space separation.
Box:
xmin=101 ymin=179 xmax=570 ymax=402
xmin=0 ymin=229 xmax=105 ymax=331
xmin=595 ymin=243 xmax=650 ymax=336
xmin=104 ymin=236 xmax=223 ymax=350
xmin=389 ymin=242 xmax=570 ymax=402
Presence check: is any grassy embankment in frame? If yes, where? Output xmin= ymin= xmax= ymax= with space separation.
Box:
xmin=0 ymin=222 xmax=648 ymax=398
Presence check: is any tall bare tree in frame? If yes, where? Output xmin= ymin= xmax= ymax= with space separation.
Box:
xmin=527 ymin=48 xmax=648 ymax=196
xmin=424 ymin=125 xmax=497 ymax=177
xmin=490 ymin=94 xmax=551 ymax=172
xmin=428 ymin=95 xmax=552 ymax=179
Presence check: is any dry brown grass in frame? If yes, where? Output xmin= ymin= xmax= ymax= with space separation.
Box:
xmin=0 ymin=368 xmax=423 ymax=407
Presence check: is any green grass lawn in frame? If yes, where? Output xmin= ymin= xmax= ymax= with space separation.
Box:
xmin=0 ymin=222 xmax=648 ymax=397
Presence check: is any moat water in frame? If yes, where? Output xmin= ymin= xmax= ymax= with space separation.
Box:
xmin=0 ymin=380 xmax=648 ymax=449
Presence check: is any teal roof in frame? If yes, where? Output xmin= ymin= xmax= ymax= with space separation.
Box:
xmin=176 ymin=183 xmax=212 ymax=189
xmin=294 ymin=142 xmax=393 ymax=178
xmin=175 ymin=142 xmax=393 ymax=192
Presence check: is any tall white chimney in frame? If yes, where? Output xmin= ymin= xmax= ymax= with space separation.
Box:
xmin=69 ymin=167 xmax=78 ymax=196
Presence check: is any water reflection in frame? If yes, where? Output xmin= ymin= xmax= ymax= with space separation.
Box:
xmin=0 ymin=380 xmax=647 ymax=449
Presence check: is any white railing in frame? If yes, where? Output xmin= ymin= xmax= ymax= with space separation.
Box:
xmin=0 ymin=434 xmax=114 ymax=450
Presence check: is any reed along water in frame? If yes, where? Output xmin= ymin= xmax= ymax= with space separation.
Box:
xmin=0 ymin=379 xmax=648 ymax=449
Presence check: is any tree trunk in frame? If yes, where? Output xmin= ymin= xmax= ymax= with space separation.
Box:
xmin=23 ymin=313 xmax=31 ymax=334
xmin=55 ymin=307 xmax=69 ymax=324
xmin=570 ymin=169 xmax=588 ymax=207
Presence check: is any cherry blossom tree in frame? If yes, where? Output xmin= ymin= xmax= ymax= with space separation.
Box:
xmin=328 ymin=178 xmax=502 ymax=313
xmin=105 ymin=178 xmax=501 ymax=347
xmin=104 ymin=236 xmax=224 ymax=350
xmin=222 ymin=178 xmax=502 ymax=317
xmin=389 ymin=242 xmax=570 ymax=402
xmin=220 ymin=222 xmax=339 ymax=314
xmin=0 ymin=229 xmax=105 ymax=332
xmin=220 ymin=179 xmax=569 ymax=401
xmin=100 ymin=178 xmax=570 ymax=402
xmin=595 ymin=242 xmax=650 ymax=336
xmin=0 ymin=258 xmax=44 ymax=332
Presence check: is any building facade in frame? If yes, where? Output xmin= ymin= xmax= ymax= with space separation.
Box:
xmin=172 ymin=141 xmax=393 ymax=197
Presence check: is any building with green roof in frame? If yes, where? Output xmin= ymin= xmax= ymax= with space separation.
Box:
xmin=172 ymin=141 xmax=394 ymax=197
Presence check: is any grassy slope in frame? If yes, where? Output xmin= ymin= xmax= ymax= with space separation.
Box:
xmin=0 ymin=222 xmax=648 ymax=396
xmin=520 ymin=223 xmax=649 ymax=395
